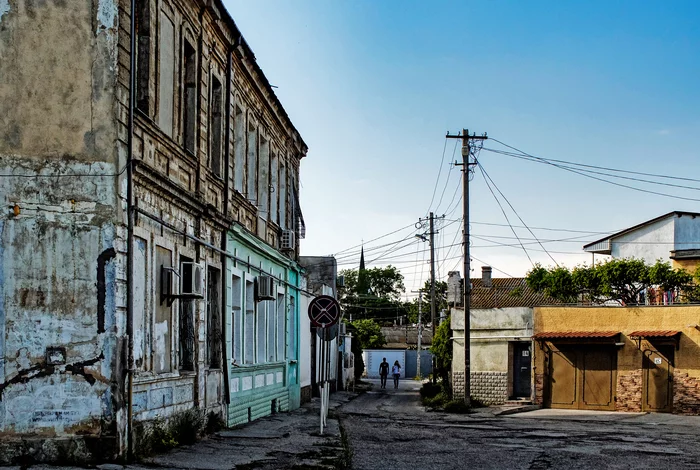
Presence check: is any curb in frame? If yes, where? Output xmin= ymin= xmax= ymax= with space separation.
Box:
xmin=495 ymin=404 xmax=542 ymax=416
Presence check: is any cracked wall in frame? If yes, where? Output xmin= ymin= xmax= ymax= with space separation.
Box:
xmin=0 ymin=0 xmax=123 ymax=463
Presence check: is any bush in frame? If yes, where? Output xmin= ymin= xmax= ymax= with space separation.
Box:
xmin=443 ymin=399 xmax=470 ymax=414
xmin=419 ymin=382 xmax=442 ymax=400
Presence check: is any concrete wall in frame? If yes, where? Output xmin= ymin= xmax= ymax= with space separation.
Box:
xmin=674 ymin=215 xmax=700 ymax=252
xmin=534 ymin=306 xmax=700 ymax=414
xmin=0 ymin=0 xmax=124 ymax=463
xmin=452 ymin=307 xmax=532 ymax=404
xmin=611 ymin=217 xmax=674 ymax=263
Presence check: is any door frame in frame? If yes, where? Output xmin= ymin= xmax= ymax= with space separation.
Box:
xmin=641 ymin=346 xmax=674 ymax=413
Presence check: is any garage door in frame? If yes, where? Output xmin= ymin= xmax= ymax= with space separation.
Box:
xmin=548 ymin=346 xmax=617 ymax=411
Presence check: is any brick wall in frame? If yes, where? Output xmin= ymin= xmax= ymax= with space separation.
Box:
xmin=674 ymin=371 xmax=700 ymax=414
xmin=616 ymin=370 xmax=642 ymax=412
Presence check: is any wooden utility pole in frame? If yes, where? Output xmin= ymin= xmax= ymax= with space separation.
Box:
xmin=447 ymin=129 xmax=487 ymax=406
xmin=429 ymin=211 xmax=437 ymax=384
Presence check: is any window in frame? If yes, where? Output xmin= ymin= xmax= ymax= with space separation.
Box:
xmin=158 ymin=12 xmax=175 ymax=136
xmin=179 ymin=255 xmax=195 ymax=371
xmin=266 ymin=298 xmax=275 ymax=362
xmin=210 ymin=76 xmax=223 ymax=177
xmin=276 ymin=292 xmax=285 ymax=361
xmin=231 ymin=274 xmax=242 ymax=364
xmin=244 ymin=280 xmax=255 ymax=363
xmin=258 ymin=137 xmax=270 ymax=218
xmin=270 ymin=150 xmax=278 ymax=224
xmin=233 ymin=105 xmax=245 ymax=192
xmin=246 ymin=122 xmax=257 ymax=200
xmin=155 ymin=246 xmax=173 ymax=373
xmin=183 ymin=40 xmax=197 ymax=154
xmin=257 ymin=299 xmax=267 ymax=363
xmin=135 ymin=0 xmax=150 ymax=113
xmin=133 ymin=236 xmax=148 ymax=370
xmin=288 ymin=295 xmax=296 ymax=361
xmin=206 ymin=266 xmax=221 ymax=368
xmin=279 ymin=162 xmax=287 ymax=229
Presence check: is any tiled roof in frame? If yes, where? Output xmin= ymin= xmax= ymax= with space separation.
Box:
xmin=629 ymin=330 xmax=681 ymax=338
xmin=470 ymin=277 xmax=561 ymax=309
xmin=533 ymin=331 xmax=619 ymax=339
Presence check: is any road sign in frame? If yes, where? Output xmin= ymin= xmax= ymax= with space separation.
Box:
xmin=317 ymin=324 xmax=339 ymax=341
xmin=308 ymin=295 xmax=341 ymax=328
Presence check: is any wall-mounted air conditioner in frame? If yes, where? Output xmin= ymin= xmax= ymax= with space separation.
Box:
xmin=160 ymin=266 xmax=179 ymax=305
xmin=280 ymin=230 xmax=295 ymax=251
xmin=180 ymin=262 xmax=204 ymax=297
xmin=256 ymin=275 xmax=275 ymax=301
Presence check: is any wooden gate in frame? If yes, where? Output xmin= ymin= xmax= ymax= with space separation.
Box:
xmin=642 ymin=346 xmax=674 ymax=413
xmin=547 ymin=346 xmax=617 ymax=411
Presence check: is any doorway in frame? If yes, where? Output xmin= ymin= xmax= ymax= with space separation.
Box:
xmin=642 ymin=346 xmax=674 ymax=413
xmin=512 ymin=342 xmax=531 ymax=398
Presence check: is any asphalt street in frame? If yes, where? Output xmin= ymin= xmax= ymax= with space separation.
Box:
xmin=339 ymin=378 xmax=700 ymax=469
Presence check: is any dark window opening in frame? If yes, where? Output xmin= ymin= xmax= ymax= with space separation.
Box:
xmin=179 ymin=255 xmax=195 ymax=371
xmin=135 ymin=0 xmax=150 ymax=113
xmin=210 ymin=76 xmax=223 ymax=177
xmin=183 ymin=40 xmax=197 ymax=154
xmin=207 ymin=266 xmax=222 ymax=368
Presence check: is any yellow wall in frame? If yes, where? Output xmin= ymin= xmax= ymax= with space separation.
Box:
xmin=534 ymin=306 xmax=700 ymax=378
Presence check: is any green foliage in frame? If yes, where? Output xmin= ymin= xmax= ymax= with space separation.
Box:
xmin=430 ymin=315 xmax=452 ymax=391
xmin=339 ymin=266 xmax=407 ymax=321
xmin=402 ymin=280 xmax=448 ymax=324
xmin=526 ymin=258 xmax=694 ymax=305
xmin=349 ymin=319 xmax=386 ymax=349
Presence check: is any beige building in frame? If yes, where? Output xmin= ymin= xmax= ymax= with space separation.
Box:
xmin=534 ymin=306 xmax=700 ymax=414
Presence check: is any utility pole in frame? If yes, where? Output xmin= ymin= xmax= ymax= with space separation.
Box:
xmin=429 ymin=212 xmax=437 ymax=384
xmin=447 ymin=129 xmax=487 ymax=406
xmin=412 ymin=290 xmax=424 ymax=379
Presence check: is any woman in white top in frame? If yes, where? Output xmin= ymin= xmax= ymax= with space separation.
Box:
xmin=392 ymin=360 xmax=401 ymax=389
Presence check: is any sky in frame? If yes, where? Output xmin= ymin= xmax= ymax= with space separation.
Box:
xmin=224 ymin=0 xmax=700 ymax=297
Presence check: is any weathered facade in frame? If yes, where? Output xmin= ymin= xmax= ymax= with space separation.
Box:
xmin=534 ymin=306 xmax=700 ymax=414
xmin=0 ymin=0 xmax=306 ymax=463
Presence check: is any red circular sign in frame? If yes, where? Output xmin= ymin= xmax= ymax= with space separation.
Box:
xmin=308 ymin=295 xmax=341 ymax=328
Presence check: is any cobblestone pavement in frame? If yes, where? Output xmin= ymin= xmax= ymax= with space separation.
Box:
xmin=340 ymin=379 xmax=700 ymax=469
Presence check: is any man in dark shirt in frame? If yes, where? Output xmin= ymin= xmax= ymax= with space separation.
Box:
xmin=379 ymin=358 xmax=390 ymax=389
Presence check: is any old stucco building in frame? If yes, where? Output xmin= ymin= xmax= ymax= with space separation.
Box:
xmin=0 ymin=0 xmax=306 ymax=463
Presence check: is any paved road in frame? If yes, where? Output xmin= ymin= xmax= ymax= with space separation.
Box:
xmin=339 ymin=379 xmax=700 ymax=469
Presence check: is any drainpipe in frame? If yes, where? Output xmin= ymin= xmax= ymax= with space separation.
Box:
xmin=221 ymin=43 xmax=233 ymax=405
xmin=126 ymin=0 xmax=137 ymax=459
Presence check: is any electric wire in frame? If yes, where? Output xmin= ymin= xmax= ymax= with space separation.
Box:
xmin=426 ymin=138 xmax=452 ymax=214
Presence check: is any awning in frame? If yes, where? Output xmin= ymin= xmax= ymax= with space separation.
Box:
xmin=533 ymin=331 xmax=621 ymax=344
xmin=628 ymin=330 xmax=680 ymax=338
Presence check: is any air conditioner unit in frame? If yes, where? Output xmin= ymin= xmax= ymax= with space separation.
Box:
xmin=338 ymin=323 xmax=346 ymax=336
xmin=280 ymin=230 xmax=295 ymax=251
xmin=180 ymin=262 xmax=204 ymax=297
xmin=160 ymin=265 xmax=179 ymax=305
xmin=336 ymin=275 xmax=345 ymax=288
xmin=256 ymin=275 xmax=275 ymax=301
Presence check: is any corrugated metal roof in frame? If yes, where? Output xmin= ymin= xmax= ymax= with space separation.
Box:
xmin=469 ymin=278 xmax=562 ymax=309
xmin=533 ymin=331 xmax=619 ymax=339
xmin=628 ymin=330 xmax=681 ymax=338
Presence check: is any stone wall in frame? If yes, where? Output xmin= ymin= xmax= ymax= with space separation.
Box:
xmin=452 ymin=371 xmax=508 ymax=405
xmin=674 ymin=371 xmax=700 ymax=414
xmin=616 ymin=370 xmax=642 ymax=412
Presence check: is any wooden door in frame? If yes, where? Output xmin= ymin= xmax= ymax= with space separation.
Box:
xmin=548 ymin=348 xmax=577 ymax=409
xmin=643 ymin=346 xmax=674 ymax=413
xmin=579 ymin=348 xmax=616 ymax=411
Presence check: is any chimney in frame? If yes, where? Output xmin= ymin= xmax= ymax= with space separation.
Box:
xmin=482 ymin=266 xmax=492 ymax=288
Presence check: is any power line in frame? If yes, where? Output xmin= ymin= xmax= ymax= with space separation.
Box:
xmin=427 ymin=138 xmax=453 ymax=213
xmin=332 ymin=221 xmax=417 ymax=257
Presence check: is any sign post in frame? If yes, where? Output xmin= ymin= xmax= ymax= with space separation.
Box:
xmin=308 ymin=295 xmax=341 ymax=435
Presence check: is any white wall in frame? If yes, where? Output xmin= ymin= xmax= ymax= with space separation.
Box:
xmin=299 ymin=280 xmax=312 ymax=389
xmin=363 ymin=350 xmax=406 ymax=378
xmin=611 ymin=217 xmax=674 ymax=263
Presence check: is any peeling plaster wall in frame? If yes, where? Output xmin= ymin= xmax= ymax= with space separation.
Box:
xmin=0 ymin=0 xmax=123 ymax=463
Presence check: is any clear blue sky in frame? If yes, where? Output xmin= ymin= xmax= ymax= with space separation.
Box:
xmin=225 ymin=0 xmax=700 ymax=295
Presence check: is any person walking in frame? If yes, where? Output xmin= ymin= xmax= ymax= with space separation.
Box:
xmin=379 ymin=358 xmax=390 ymax=389
xmin=392 ymin=360 xmax=401 ymax=389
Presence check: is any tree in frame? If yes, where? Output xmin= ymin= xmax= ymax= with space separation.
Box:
xmin=430 ymin=315 xmax=452 ymax=393
xmin=348 ymin=319 xmax=386 ymax=381
xmin=403 ymin=280 xmax=448 ymax=324
xmin=339 ymin=266 xmax=407 ymax=322
xmin=526 ymin=258 xmax=693 ymax=305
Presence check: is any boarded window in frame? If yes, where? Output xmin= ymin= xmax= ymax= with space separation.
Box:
xmin=183 ymin=40 xmax=197 ymax=154
xmin=244 ymin=280 xmax=255 ymax=363
xmin=231 ymin=274 xmax=242 ymax=364
xmin=257 ymin=299 xmax=267 ymax=363
xmin=158 ymin=12 xmax=175 ymax=136
xmin=155 ymin=246 xmax=172 ymax=373
xmin=266 ymin=299 xmax=275 ymax=362
xmin=179 ymin=255 xmax=195 ymax=371
xmin=247 ymin=123 xmax=257 ymax=200
xmin=207 ymin=266 xmax=221 ymax=368
xmin=210 ymin=76 xmax=223 ymax=177
xmin=233 ymin=105 xmax=245 ymax=192
xmin=258 ymin=137 xmax=270 ymax=219
xmin=135 ymin=0 xmax=150 ymax=113
xmin=133 ymin=237 xmax=148 ymax=370
xmin=279 ymin=162 xmax=287 ymax=229
xmin=270 ymin=150 xmax=278 ymax=224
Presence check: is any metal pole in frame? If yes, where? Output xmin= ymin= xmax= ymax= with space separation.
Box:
xmin=416 ymin=291 xmax=423 ymax=379
xmin=429 ymin=212 xmax=437 ymax=384
xmin=462 ymin=129 xmax=471 ymax=407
